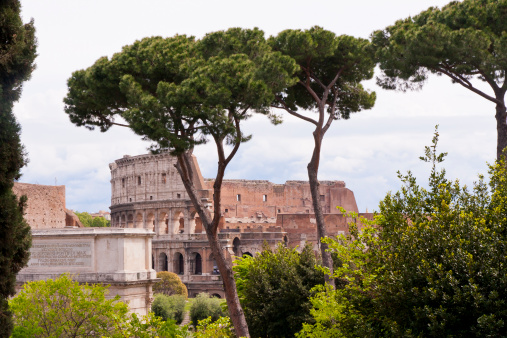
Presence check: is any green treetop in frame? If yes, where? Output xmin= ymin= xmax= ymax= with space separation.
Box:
xmin=373 ymin=0 xmax=507 ymax=159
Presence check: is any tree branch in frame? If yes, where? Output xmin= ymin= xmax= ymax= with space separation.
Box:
xmin=322 ymin=88 xmax=338 ymax=135
xmin=435 ymin=66 xmax=502 ymax=106
xmin=273 ymin=97 xmax=318 ymax=126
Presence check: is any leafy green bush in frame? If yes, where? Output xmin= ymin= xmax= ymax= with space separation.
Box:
xmin=234 ymin=243 xmax=325 ymax=338
xmin=151 ymin=294 xmax=186 ymax=324
xmin=299 ymin=131 xmax=507 ymax=337
xmin=9 ymin=274 xmax=186 ymax=337
xmin=189 ymin=293 xmax=226 ymax=328
xmin=153 ymin=271 xmax=188 ymax=298
xmin=195 ymin=316 xmax=234 ymax=338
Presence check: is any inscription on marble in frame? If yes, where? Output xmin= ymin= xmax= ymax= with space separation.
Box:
xmin=28 ymin=242 xmax=92 ymax=268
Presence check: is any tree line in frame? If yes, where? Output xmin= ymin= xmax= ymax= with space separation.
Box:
xmin=2 ymin=0 xmax=506 ymax=336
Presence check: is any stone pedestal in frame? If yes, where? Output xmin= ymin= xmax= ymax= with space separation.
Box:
xmin=17 ymin=228 xmax=157 ymax=316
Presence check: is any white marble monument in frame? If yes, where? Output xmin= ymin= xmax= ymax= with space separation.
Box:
xmin=17 ymin=227 xmax=157 ymax=315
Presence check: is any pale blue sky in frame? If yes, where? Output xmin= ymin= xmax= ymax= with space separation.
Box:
xmin=15 ymin=0 xmax=493 ymax=213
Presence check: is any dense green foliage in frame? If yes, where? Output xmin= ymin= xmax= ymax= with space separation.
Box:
xmin=373 ymin=0 xmax=507 ymax=158
xmin=270 ymin=26 xmax=376 ymax=119
xmin=0 ymin=0 xmax=36 ymax=335
xmin=75 ymin=211 xmax=110 ymax=227
xmin=195 ymin=316 xmax=234 ymax=338
xmin=234 ymin=243 xmax=325 ymax=338
xmin=189 ymin=293 xmax=227 ymax=328
xmin=153 ymin=271 xmax=188 ymax=298
xmin=9 ymin=274 xmax=186 ymax=337
xmin=64 ymin=29 xmax=297 ymax=156
xmin=299 ymin=131 xmax=507 ymax=337
xmin=151 ymin=293 xmax=186 ymax=324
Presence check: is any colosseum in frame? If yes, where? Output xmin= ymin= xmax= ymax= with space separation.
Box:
xmin=109 ymin=152 xmax=370 ymax=297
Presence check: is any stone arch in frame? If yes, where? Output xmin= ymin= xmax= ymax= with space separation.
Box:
xmin=127 ymin=214 xmax=134 ymax=228
xmin=172 ymin=211 xmax=185 ymax=234
xmin=188 ymin=211 xmax=198 ymax=234
xmin=243 ymin=252 xmax=253 ymax=257
xmin=233 ymin=237 xmax=241 ymax=257
xmin=120 ymin=214 xmax=126 ymax=228
xmin=159 ymin=252 xmax=168 ymax=271
xmin=158 ymin=211 xmax=169 ymax=234
xmin=190 ymin=252 xmax=202 ymax=275
xmin=115 ymin=215 xmax=120 ymax=227
xmin=147 ymin=212 xmax=155 ymax=232
xmin=209 ymin=253 xmax=219 ymax=275
xmin=194 ymin=215 xmax=203 ymax=233
xmin=173 ymin=252 xmax=184 ymax=275
xmin=135 ymin=213 xmax=143 ymax=228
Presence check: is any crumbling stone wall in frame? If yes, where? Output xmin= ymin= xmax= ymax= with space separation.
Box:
xmin=207 ymin=179 xmax=358 ymax=220
xmin=13 ymin=183 xmax=68 ymax=229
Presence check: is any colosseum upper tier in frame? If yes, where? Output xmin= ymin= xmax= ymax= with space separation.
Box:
xmin=109 ymin=152 xmax=369 ymax=297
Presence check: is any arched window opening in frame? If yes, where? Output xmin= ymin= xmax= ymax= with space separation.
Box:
xmin=233 ymin=237 xmax=241 ymax=257
xmin=191 ymin=253 xmax=202 ymax=275
xmin=159 ymin=252 xmax=168 ymax=271
xmin=173 ymin=252 xmax=184 ymax=275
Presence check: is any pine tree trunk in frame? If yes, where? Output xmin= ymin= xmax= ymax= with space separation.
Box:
xmin=495 ymin=101 xmax=507 ymax=161
xmin=175 ymin=152 xmax=250 ymax=337
xmin=307 ymin=132 xmax=335 ymax=287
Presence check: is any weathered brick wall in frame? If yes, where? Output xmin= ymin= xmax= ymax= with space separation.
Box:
xmin=206 ymin=179 xmax=358 ymax=219
xmin=13 ymin=183 xmax=67 ymax=229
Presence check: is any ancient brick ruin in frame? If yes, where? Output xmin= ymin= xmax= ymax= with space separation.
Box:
xmin=109 ymin=152 xmax=371 ymax=297
xmin=12 ymin=182 xmax=82 ymax=229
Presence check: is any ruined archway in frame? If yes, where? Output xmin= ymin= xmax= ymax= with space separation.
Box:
xmin=172 ymin=211 xmax=185 ymax=234
xmin=147 ymin=212 xmax=155 ymax=232
xmin=190 ymin=252 xmax=202 ymax=275
xmin=127 ymin=214 xmax=134 ymax=228
xmin=173 ymin=252 xmax=184 ymax=275
xmin=158 ymin=211 xmax=169 ymax=234
xmin=135 ymin=213 xmax=143 ymax=228
xmin=233 ymin=237 xmax=241 ymax=257
xmin=159 ymin=252 xmax=168 ymax=271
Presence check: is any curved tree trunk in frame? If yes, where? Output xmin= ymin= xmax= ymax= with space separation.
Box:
xmin=307 ymin=131 xmax=335 ymax=287
xmin=175 ymin=151 xmax=250 ymax=337
xmin=495 ymin=100 xmax=507 ymax=161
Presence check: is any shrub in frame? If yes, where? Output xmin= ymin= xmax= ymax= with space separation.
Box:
xmin=9 ymin=274 xmax=189 ymax=337
xmin=234 ymin=243 xmax=325 ymax=337
xmin=195 ymin=316 xmax=234 ymax=338
xmin=151 ymin=294 xmax=186 ymax=324
xmin=299 ymin=131 xmax=507 ymax=337
xmin=153 ymin=271 xmax=188 ymax=298
xmin=189 ymin=293 xmax=226 ymax=327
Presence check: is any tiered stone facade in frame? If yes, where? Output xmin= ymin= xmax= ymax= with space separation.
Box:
xmin=109 ymin=152 xmax=369 ymax=297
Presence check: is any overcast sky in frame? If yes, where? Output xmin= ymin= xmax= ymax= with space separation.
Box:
xmin=14 ymin=0 xmax=494 ymax=213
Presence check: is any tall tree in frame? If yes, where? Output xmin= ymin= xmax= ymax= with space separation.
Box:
xmin=0 ymin=0 xmax=36 ymax=335
xmin=269 ymin=26 xmax=376 ymax=285
xmin=373 ymin=0 xmax=507 ymax=159
xmin=64 ymin=28 xmax=297 ymax=337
